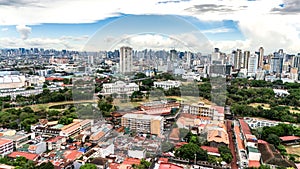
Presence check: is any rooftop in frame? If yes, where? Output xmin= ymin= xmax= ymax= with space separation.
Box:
xmin=0 ymin=138 xmax=12 ymax=146
xmin=239 ymin=119 xmax=252 ymax=135
xmin=159 ymin=163 xmax=183 ymax=169
xmin=122 ymin=113 xmax=164 ymax=120
xmin=279 ymin=136 xmax=300 ymax=142
xmin=201 ymin=146 xmax=219 ymax=154
xmin=63 ymin=150 xmax=83 ymax=161
xmin=8 ymin=151 xmax=39 ymax=161
xmin=248 ymin=160 xmax=260 ymax=168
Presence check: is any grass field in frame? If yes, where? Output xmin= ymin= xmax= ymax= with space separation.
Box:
xmin=4 ymin=100 xmax=97 ymax=112
xmin=248 ymin=103 xmax=300 ymax=114
xmin=285 ymin=145 xmax=300 ymax=161
xmin=248 ymin=103 xmax=270 ymax=109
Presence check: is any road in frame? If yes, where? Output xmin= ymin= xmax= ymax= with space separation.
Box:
xmin=226 ymin=120 xmax=238 ymax=169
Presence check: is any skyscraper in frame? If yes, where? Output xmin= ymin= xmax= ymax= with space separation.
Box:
xmin=258 ymin=47 xmax=264 ymax=69
xmin=233 ymin=49 xmax=242 ymax=70
xmin=248 ymin=54 xmax=258 ymax=77
xmin=120 ymin=46 xmax=133 ymax=73
xmin=243 ymin=51 xmax=250 ymax=69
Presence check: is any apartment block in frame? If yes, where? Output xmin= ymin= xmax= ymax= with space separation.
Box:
xmin=121 ymin=113 xmax=164 ymax=137
xmin=0 ymin=138 xmax=13 ymax=156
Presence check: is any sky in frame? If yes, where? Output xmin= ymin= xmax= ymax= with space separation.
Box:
xmin=0 ymin=0 xmax=300 ymax=54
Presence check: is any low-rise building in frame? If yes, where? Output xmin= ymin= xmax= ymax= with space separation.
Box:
xmin=0 ymin=138 xmax=13 ymax=156
xmin=46 ymin=136 xmax=66 ymax=150
xmin=243 ymin=117 xmax=284 ymax=129
xmin=28 ymin=141 xmax=47 ymax=154
xmin=128 ymin=146 xmax=146 ymax=159
xmin=187 ymin=103 xmax=224 ymax=122
xmin=102 ymin=81 xmax=139 ymax=95
xmin=153 ymin=80 xmax=181 ymax=90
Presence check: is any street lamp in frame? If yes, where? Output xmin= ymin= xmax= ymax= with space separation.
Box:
xmin=194 ymin=153 xmax=197 ymax=165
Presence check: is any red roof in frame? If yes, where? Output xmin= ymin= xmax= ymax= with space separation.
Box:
xmin=279 ymin=136 xmax=300 ymax=142
xmin=248 ymin=160 xmax=260 ymax=168
xmin=45 ymin=77 xmax=64 ymax=81
xmin=122 ymin=158 xmax=140 ymax=165
xmin=63 ymin=150 xmax=83 ymax=161
xmin=201 ymin=146 xmax=219 ymax=154
xmin=158 ymin=158 xmax=169 ymax=163
xmin=110 ymin=163 xmax=120 ymax=169
xmin=0 ymin=138 xmax=12 ymax=146
xmin=46 ymin=136 xmax=64 ymax=143
xmin=8 ymin=151 xmax=39 ymax=161
xmin=239 ymin=119 xmax=251 ymax=135
xmin=213 ymin=106 xmax=225 ymax=114
xmin=175 ymin=142 xmax=188 ymax=149
xmin=159 ymin=163 xmax=183 ymax=169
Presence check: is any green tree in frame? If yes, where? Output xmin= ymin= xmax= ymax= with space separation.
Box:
xmin=266 ymin=134 xmax=281 ymax=146
xmin=218 ymin=146 xmax=233 ymax=163
xmin=37 ymin=162 xmax=54 ymax=169
xmin=80 ymin=163 xmax=97 ymax=169
xmin=175 ymin=143 xmax=208 ymax=161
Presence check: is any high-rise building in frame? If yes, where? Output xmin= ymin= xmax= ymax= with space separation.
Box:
xmin=248 ymin=54 xmax=258 ymax=77
xmin=270 ymin=50 xmax=284 ymax=74
xmin=233 ymin=49 xmax=242 ymax=70
xmin=170 ymin=49 xmax=177 ymax=61
xmin=258 ymin=47 xmax=264 ymax=69
xmin=119 ymin=46 xmax=133 ymax=73
xmin=292 ymin=54 xmax=300 ymax=69
xmin=243 ymin=51 xmax=250 ymax=69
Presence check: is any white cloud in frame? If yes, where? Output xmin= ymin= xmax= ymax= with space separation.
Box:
xmin=16 ymin=25 xmax=31 ymax=40
xmin=0 ymin=0 xmax=300 ymax=53
xmin=201 ymin=27 xmax=232 ymax=34
xmin=1 ymin=28 xmax=8 ymax=31
xmin=0 ymin=35 xmax=88 ymax=50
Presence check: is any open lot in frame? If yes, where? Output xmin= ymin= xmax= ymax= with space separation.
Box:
xmin=285 ymin=145 xmax=300 ymax=161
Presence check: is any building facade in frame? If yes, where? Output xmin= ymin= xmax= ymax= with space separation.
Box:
xmin=121 ymin=113 xmax=164 ymax=137
xmin=120 ymin=46 xmax=133 ymax=73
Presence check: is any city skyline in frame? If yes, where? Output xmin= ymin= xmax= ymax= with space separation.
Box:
xmin=0 ymin=0 xmax=299 ymax=53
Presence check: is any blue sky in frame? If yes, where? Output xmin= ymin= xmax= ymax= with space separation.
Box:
xmin=0 ymin=0 xmax=299 ymax=53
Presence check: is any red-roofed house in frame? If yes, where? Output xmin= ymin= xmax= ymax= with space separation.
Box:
xmin=8 ymin=151 xmax=39 ymax=161
xmin=239 ymin=119 xmax=251 ymax=135
xmin=122 ymin=158 xmax=140 ymax=165
xmin=46 ymin=136 xmax=66 ymax=150
xmin=201 ymin=146 xmax=220 ymax=157
xmin=63 ymin=150 xmax=83 ymax=161
xmin=280 ymin=136 xmax=300 ymax=145
xmin=159 ymin=163 xmax=183 ymax=169
xmin=248 ymin=160 xmax=260 ymax=168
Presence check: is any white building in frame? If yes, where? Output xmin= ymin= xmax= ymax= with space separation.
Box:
xmin=102 ymin=81 xmax=139 ymax=95
xmin=182 ymin=72 xmax=201 ymax=81
xmin=0 ymin=75 xmax=25 ymax=89
xmin=248 ymin=54 xmax=258 ymax=77
xmin=28 ymin=141 xmax=47 ymax=154
xmin=243 ymin=117 xmax=283 ymax=129
xmin=0 ymin=138 xmax=13 ymax=156
xmin=153 ymin=80 xmax=181 ymax=90
xmin=128 ymin=147 xmax=146 ymax=159
xmin=26 ymin=76 xmax=45 ymax=86
xmin=120 ymin=46 xmax=133 ymax=73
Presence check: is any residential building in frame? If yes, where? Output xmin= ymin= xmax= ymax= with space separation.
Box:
xmin=0 ymin=138 xmax=13 ymax=156
xmin=1 ymin=132 xmax=35 ymax=150
xmin=46 ymin=136 xmax=66 ymax=150
xmin=187 ymin=102 xmax=224 ymax=122
xmin=28 ymin=141 xmax=47 ymax=154
xmin=120 ymin=46 xmax=133 ymax=73
xmin=153 ymin=80 xmax=181 ymax=90
xmin=121 ymin=113 xmax=164 ymax=137
xmin=8 ymin=151 xmax=39 ymax=161
xmin=101 ymin=81 xmax=139 ymax=95
xmin=128 ymin=146 xmax=146 ymax=159
xmin=243 ymin=117 xmax=284 ymax=129
xmin=248 ymin=54 xmax=258 ymax=77
xmin=90 ymin=157 xmax=108 ymax=169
